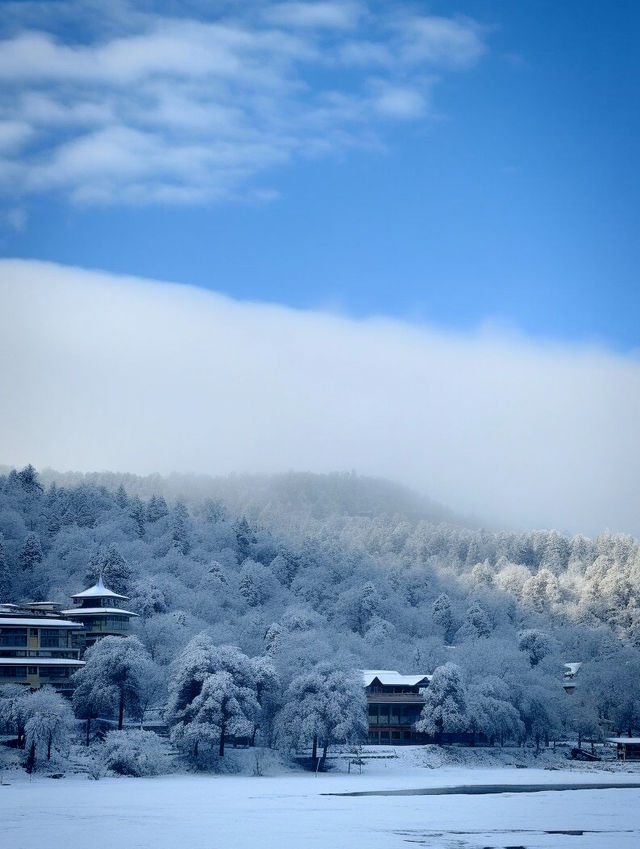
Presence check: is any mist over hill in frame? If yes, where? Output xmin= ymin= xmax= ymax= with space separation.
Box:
xmin=32 ymin=468 xmax=468 ymax=529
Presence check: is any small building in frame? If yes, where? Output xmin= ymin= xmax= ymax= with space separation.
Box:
xmin=61 ymin=576 xmax=138 ymax=648
xmin=607 ymin=738 xmax=640 ymax=761
xmin=363 ymin=669 xmax=431 ymax=744
xmin=562 ymin=662 xmax=582 ymax=694
xmin=0 ymin=603 xmax=85 ymax=692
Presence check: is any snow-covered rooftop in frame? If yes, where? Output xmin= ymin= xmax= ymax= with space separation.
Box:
xmin=0 ymin=657 xmax=85 ymax=666
xmin=607 ymin=737 xmax=640 ymax=745
xmin=0 ymin=617 xmax=82 ymax=628
xmin=362 ymin=669 xmax=432 ymax=687
xmin=563 ymin=662 xmax=582 ymax=676
xmin=71 ymin=576 xmax=129 ymax=600
xmin=61 ymin=607 xmax=138 ymax=617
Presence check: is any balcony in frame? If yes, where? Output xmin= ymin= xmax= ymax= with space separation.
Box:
xmin=366 ymin=692 xmax=425 ymax=704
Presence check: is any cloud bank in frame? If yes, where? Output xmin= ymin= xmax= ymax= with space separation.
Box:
xmin=1 ymin=259 xmax=639 ymax=537
xmin=0 ymin=0 xmax=486 ymax=206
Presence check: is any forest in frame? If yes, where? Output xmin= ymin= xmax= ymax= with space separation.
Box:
xmin=1 ymin=464 xmax=640 ymax=773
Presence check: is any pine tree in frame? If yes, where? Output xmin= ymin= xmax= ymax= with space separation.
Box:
xmin=129 ymin=496 xmax=146 ymax=537
xmin=86 ymin=544 xmax=132 ymax=594
xmin=0 ymin=533 xmax=11 ymax=600
xmin=115 ymin=485 xmax=129 ymax=510
xmin=19 ymin=532 xmax=42 ymax=572
xmin=432 ymin=593 xmax=454 ymax=643
xmin=17 ymin=464 xmax=43 ymax=496
xmin=147 ymin=495 xmax=169 ymax=523
xmin=170 ymin=502 xmax=190 ymax=554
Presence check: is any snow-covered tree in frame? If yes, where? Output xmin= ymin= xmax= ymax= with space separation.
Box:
xmin=86 ymin=544 xmax=132 ymax=594
xmin=103 ymin=729 xmax=167 ymax=776
xmin=0 ymin=532 xmax=11 ymax=600
xmin=455 ymin=601 xmax=492 ymax=642
xmin=0 ymin=684 xmax=29 ymax=746
xmin=432 ymin=594 xmax=455 ymax=643
xmin=466 ymin=678 xmax=524 ymax=745
xmin=24 ymin=687 xmax=75 ymax=763
xmin=518 ymin=629 xmax=554 ymax=667
xmin=146 ymin=495 xmax=169 ymax=523
xmin=275 ymin=663 xmax=367 ymax=760
xmin=416 ymin=662 xmax=467 ymax=740
xmin=166 ymin=635 xmax=265 ymax=760
xmin=72 ymin=635 xmax=155 ymax=736
xmin=129 ymin=496 xmax=146 ymax=537
xmin=184 ymin=671 xmax=259 ymax=757
xmin=19 ymin=532 xmax=42 ymax=572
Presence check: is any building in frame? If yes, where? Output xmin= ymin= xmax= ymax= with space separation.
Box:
xmin=363 ymin=669 xmax=431 ymax=744
xmin=60 ymin=576 xmax=138 ymax=647
xmin=607 ymin=738 xmax=640 ymax=761
xmin=562 ymin=662 xmax=582 ymax=694
xmin=0 ymin=602 xmax=85 ymax=692
xmin=0 ymin=576 xmax=139 ymax=692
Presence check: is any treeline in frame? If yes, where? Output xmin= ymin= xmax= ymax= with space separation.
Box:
xmin=1 ymin=465 xmax=640 ymax=768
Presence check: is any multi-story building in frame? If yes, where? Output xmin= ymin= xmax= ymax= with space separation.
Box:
xmin=363 ymin=669 xmax=432 ymax=744
xmin=60 ymin=576 xmax=138 ymax=647
xmin=0 ymin=576 xmax=139 ymax=693
xmin=0 ymin=602 xmax=85 ymax=692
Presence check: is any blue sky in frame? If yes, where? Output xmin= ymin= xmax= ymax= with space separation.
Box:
xmin=1 ymin=0 xmax=638 ymax=351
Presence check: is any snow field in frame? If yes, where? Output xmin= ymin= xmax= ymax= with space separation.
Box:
xmin=2 ymin=755 xmax=640 ymax=849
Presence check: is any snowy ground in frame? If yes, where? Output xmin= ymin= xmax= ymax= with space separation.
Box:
xmin=2 ymin=748 xmax=640 ymax=849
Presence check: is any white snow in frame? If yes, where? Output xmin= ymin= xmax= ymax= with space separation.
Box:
xmin=0 ymin=657 xmax=84 ymax=666
xmin=2 ymin=751 xmax=640 ymax=849
xmin=60 ymin=608 xmax=138 ymax=617
xmin=607 ymin=737 xmax=640 ymax=744
xmin=362 ymin=669 xmax=431 ymax=687
xmin=0 ymin=618 xmax=80 ymax=628
xmin=70 ymin=578 xmax=128 ymax=600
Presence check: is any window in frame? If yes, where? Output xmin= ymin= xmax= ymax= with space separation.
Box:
xmin=41 ymin=629 xmax=68 ymax=648
xmin=0 ymin=628 xmax=27 ymax=647
xmin=39 ymin=667 xmax=69 ymax=679
xmin=0 ymin=666 xmax=26 ymax=678
xmin=28 ymin=666 xmax=37 ymax=674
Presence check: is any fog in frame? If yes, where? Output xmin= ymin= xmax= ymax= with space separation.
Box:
xmin=1 ymin=258 xmax=638 ymax=536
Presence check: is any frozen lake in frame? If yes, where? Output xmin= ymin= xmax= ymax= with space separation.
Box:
xmin=2 ymin=766 xmax=640 ymax=849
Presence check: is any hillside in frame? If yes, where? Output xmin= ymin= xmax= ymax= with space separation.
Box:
xmin=1 ymin=464 xmax=640 ymax=744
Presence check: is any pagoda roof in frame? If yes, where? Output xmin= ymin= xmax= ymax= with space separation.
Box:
xmin=71 ymin=575 xmax=129 ymax=601
xmin=61 ymin=607 xmax=138 ymax=617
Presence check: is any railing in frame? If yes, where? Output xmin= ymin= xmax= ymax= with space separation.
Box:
xmin=366 ymin=693 xmax=425 ymax=704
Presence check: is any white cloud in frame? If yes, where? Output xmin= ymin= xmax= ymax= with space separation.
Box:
xmin=394 ymin=16 xmax=487 ymax=69
xmin=0 ymin=120 xmax=33 ymax=152
xmin=369 ymin=81 xmax=426 ymax=119
xmin=0 ymin=1 xmax=488 ymax=206
xmin=1 ymin=258 xmax=639 ymax=537
xmin=265 ymin=2 xmax=363 ymax=30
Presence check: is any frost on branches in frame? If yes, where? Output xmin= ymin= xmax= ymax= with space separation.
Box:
xmin=275 ymin=663 xmax=367 ymax=760
xmin=166 ymin=634 xmax=277 ymax=762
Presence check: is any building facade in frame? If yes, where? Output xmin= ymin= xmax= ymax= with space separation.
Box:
xmin=363 ymin=669 xmax=431 ymax=744
xmin=0 ymin=576 xmax=138 ymax=692
xmin=0 ymin=602 xmax=85 ymax=692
